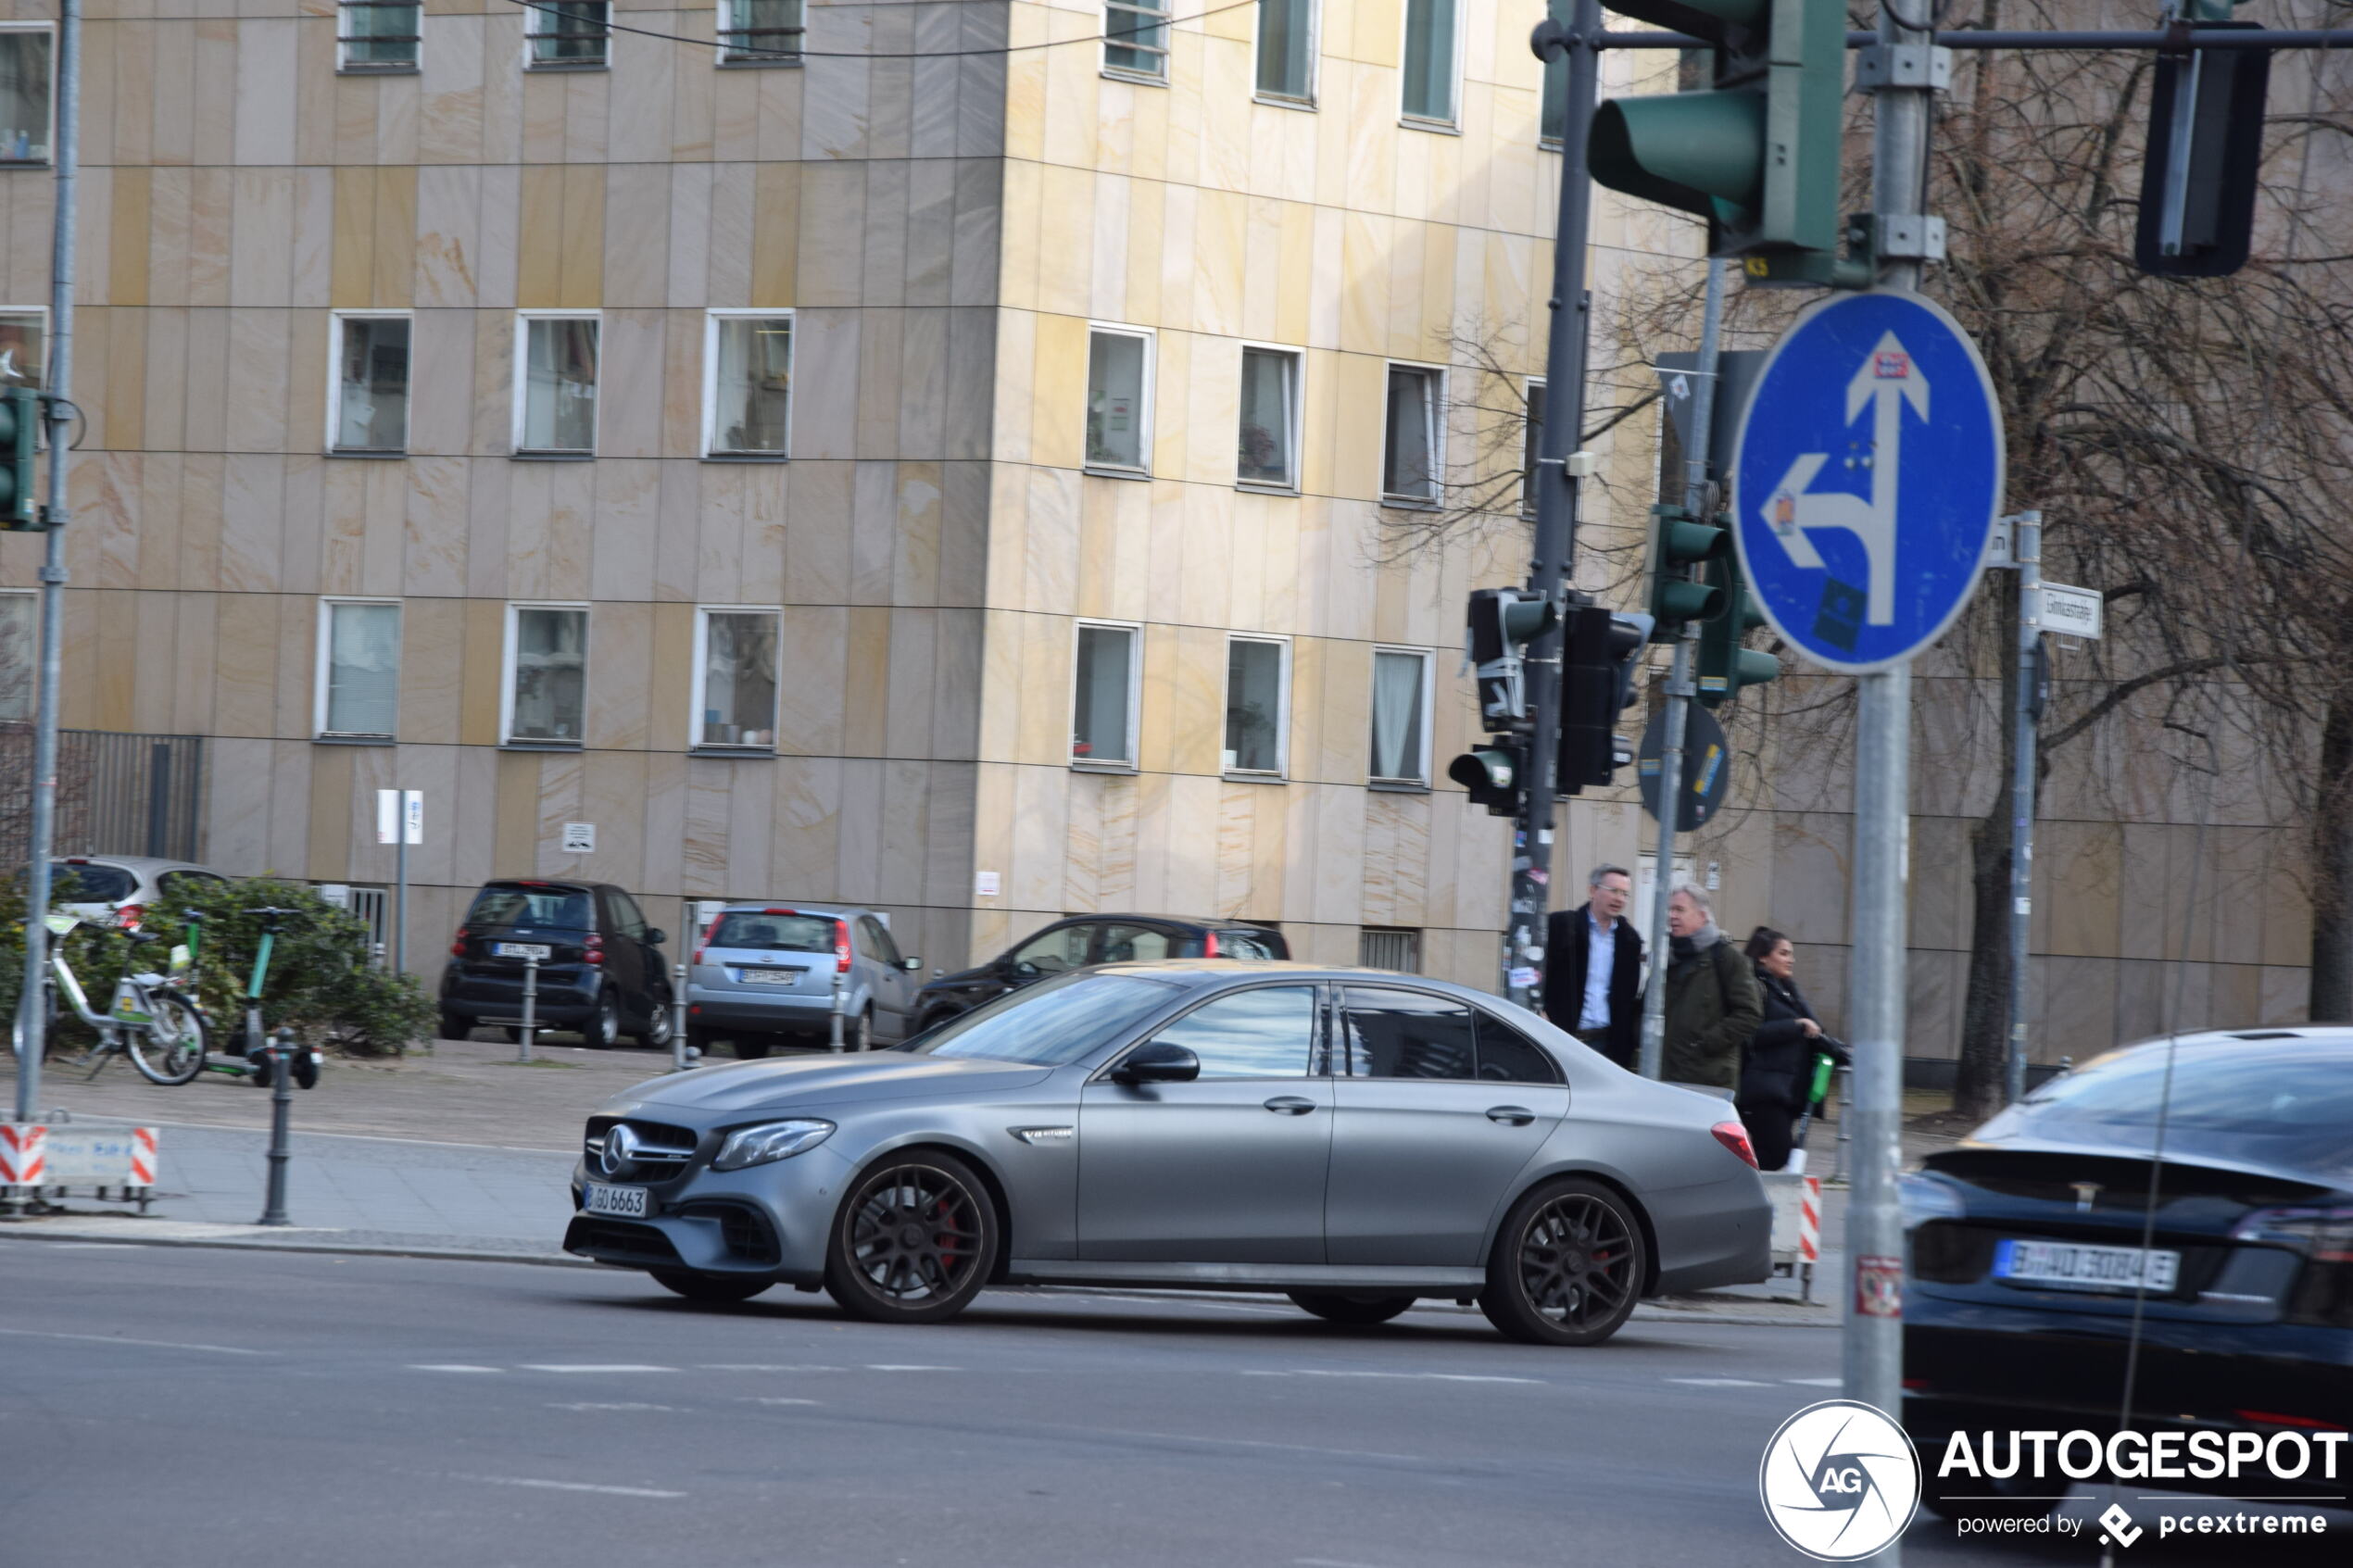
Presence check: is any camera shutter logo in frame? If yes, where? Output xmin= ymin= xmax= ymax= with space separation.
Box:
xmin=1758 ymin=1399 xmax=1920 ymax=1561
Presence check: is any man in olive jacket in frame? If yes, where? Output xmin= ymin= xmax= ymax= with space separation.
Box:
xmin=1658 ymin=884 xmax=1763 ymax=1089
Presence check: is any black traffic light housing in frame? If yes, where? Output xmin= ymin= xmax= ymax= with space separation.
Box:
xmin=2134 ymin=25 xmax=2271 ymax=278
xmin=1559 ymin=606 xmax=1655 ymax=793
xmin=0 ymin=386 xmax=41 ymax=531
xmin=1695 ymin=550 xmax=1780 ymax=708
xmin=1646 ymin=504 xmax=1728 ymax=640
xmin=1447 ymin=736 xmax=1528 ymax=817
xmin=1465 ymin=585 xmax=1559 ymax=728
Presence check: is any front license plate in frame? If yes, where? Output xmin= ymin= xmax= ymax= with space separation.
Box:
xmin=1994 ymin=1238 xmax=2180 ymax=1293
xmin=582 ymin=1182 xmax=648 ymax=1218
xmin=739 ymin=968 xmax=800 ymax=986
xmin=495 ymin=942 xmax=552 ymax=960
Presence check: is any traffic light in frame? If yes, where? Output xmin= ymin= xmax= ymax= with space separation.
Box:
xmin=2133 ymin=24 xmax=2271 ymax=278
xmin=1645 ymin=503 xmax=1726 ymax=641
xmin=0 ymin=387 xmax=39 ymax=531
xmin=1465 ymin=585 xmax=1559 ymax=728
xmin=1447 ymin=736 xmax=1527 ymax=817
xmin=1587 ymin=0 xmax=1847 ymax=264
xmin=1560 ymin=606 xmax=1655 ymax=792
xmin=1696 ymin=549 xmax=1780 ymax=708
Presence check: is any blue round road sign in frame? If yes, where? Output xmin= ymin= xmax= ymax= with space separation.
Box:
xmin=1730 ymin=292 xmax=2004 ymax=673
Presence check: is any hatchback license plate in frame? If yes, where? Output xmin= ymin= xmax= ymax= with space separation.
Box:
xmin=583 ymin=1182 xmax=648 ymax=1218
xmin=495 ymin=942 xmax=552 ymax=960
xmin=1994 ymin=1238 xmax=2180 ymax=1293
xmin=739 ymin=969 xmax=800 ymax=986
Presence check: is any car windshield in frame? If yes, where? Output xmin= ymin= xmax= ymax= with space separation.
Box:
xmin=1216 ymin=929 xmax=1283 ymax=960
xmin=913 ymin=972 xmax=1184 ymax=1066
xmin=2018 ymin=1043 xmax=2353 ymax=1179
xmin=708 ymin=911 xmax=837 ymax=953
xmin=50 ymin=862 xmax=137 ymax=902
xmin=467 ymin=885 xmax=592 ymax=929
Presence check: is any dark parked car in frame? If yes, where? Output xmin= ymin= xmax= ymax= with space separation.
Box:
xmin=440 ymin=880 xmax=673 ymax=1049
xmin=1903 ymin=1027 xmax=2353 ymax=1517
xmin=913 ymin=914 xmax=1286 ymax=1032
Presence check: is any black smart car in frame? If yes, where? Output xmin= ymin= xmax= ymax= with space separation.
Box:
xmin=912 ymin=914 xmax=1287 ymax=1033
xmin=1903 ymin=1027 xmax=2353 ymax=1518
xmin=439 ymin=880 xmax=673 ymax=1049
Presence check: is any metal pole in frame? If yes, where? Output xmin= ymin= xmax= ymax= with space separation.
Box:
xmin=829 ymin=970 xmax=847 ymax=1052
xmin=2005 ymin=514 xmax=2044 ymax=1106
xmin=12 ymin=0 xmax=80 ymax=1129
xmin=519 ymin=954 xmax=536 ymax=1063
xmin=393 ymin=797 xmax=409 ymax=980
xmin=258 ymin=1032 xmax=293 ymax=1226
xmin=1636 ymin=259 xmax=1727 ymax=1080
xmin=670 ymin=960 xmax=691 ymax=1071
xmin=1512 ymin=0 xmax=1603 ymax=1012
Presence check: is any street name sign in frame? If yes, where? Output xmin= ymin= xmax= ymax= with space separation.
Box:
xmin=2041 ymin=582 xmax=2105 ymax=640
xmin=1732 ymin=292 xmax=2005 ymax=672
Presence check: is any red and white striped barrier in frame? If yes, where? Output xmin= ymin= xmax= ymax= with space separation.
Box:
xmin=130 ymin=1126 xmax=157 ymax=1188
xmin=1798 ymin=1174 xmax=1821 ymax=1264
xmin=3 ymin=1124 xmax=158 ymax=1190
xmin=0 ymin=1123 xmax=46 ymax=1185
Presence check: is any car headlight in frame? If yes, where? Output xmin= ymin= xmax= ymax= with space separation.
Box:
xmin=1899 ymin=1173 xmax=1967 ymax=1231
xmin=711 ymin=1119 xmax=836 ymax=1171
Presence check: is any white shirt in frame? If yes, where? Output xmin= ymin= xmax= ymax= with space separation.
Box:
xmin=1579 ymin=909 xmax=1617 ymax=1031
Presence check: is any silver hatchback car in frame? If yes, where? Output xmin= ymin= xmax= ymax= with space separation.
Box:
xmin=567 ymin=961 xmax=1771 ymax=1347
xmin=684 ymin=903 xmax=923 ymax=1058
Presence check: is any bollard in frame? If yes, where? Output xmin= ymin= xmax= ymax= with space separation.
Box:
xmin=519 ymin=954 xmax=538 ymax=1064
xmin=829 ymin=971 xmax=847 ymax=1052
xmin=670 ymin=961 xmax=694 ymax=1072
xmin=257 ymin=1029 xmax=295 ymax=1226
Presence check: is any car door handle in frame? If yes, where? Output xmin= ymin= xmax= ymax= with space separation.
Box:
xmin=1486 ymin=1106 xmax=1537 ymax=1125
xmin=1263 ymin=1096 xmax=1317 ymax=1116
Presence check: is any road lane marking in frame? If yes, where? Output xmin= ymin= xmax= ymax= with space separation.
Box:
xmin=459 ymin=1475 xmax=686 ymax=1499
xmin=1094 ymin=1428 xmax=1426 ymax=1465
xmin=518 ymin=1363 xmax=677 ymax=1374
xmin=742 ymin=1397 xmax=823 ymax=1406
xmin=0 ymin=1325 xmax=268 ymax=1356
xmin=1288 ymin=1370 xmax=1541 ymax=1385
xmin=698 ymin=1363 xmax=845 ymax=1373
xmin=1665 ymin=1377 xmax=1770 ymax=1387
xmin=864 ymin=1364 xmax=957 ymax=1372
xmin=409 ymin=1364 xmax=505 ymax=1374
xmin=550 ymin=1402 xmax=681 ymax=1412
xmin=1786 ymin=1377 xmax=1843 ymax=1387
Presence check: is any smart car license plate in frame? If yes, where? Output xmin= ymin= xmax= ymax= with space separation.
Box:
xmin=1994 ymin=1239 xmax=2180 ymax=1293
xmin=740 ymin=968 xmax=800 ymax=986
xmin=583 ymin=1182 xmax=648 ymax=1218
xmin=495 ymin=942 xmax=552 ymax=960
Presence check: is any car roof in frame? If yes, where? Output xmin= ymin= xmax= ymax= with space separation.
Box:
xmin=2111 ymin=1026 xmax=2353 ymax=1052
xmin=54 ymin=856 xmax=220 ymax=875
xmin=1088 ymin=960 xmax=1492 ymax=997
xmin=711 ymin=901 xmax=870 ymax=919
xmin=1045 ymin=914 xmax=1279 ymax=931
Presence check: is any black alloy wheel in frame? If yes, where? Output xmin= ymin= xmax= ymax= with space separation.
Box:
xmin=437 ymin=1010 xmax=473 ymax=1043
xmin=1287 ymin=1292 xmax=1416 ymax=1326
xmin=635 ymin=994 xmax=674 ymax=1048
xmin=824 ymin=1151 xmax=999 ymax=1324
xmin=1480 ymin=1176 xmax=1646 ymax=1347
xmin=648 ymin=1268 xmax=774 ymax=1305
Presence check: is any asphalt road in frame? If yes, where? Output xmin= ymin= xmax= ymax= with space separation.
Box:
xmin=1 ymin=1243 xmax=2336 ymax=1567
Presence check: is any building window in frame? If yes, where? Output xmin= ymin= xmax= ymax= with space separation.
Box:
xmin=1255 ymin=0 xmax=1315 ymax=103
xmin=526 ymin=1 xmax=609 ymax=69
xmin=0 ymin=308 xmax=43 ymax=386
xmin=0 ymin=590 xmax=32 ymax=722
xmin=1103 ymin=1 xmax=1168 ymax=81
xmin=693 ymin=608 xmax=779 ymax=749
xmin=338 ymin=2 xmax=421 ymax=71
xmin=504 ymin=604 xmax=588 ymax=746
xmin=1400 ymin=0 xmax=1457 ymax=125
xmin=1237 ymin=346 xmax=1300 ymax=491
xmin=1522 ymin=378 xmax=1546 ymax=516
xmin=1358 ymin=927 xmax=1422 ymax=973
xmin=1072 ymin=621 xmax=1139 ymax=768
xmin=515 ymin=314 xmax=598 ymax=456
xmin=1223 ymin=636 xmax=1289 ymax=777
xmin=718 ymin=0 xmax=803 ymax=63
xmin=0 ymin=26 xmax=53 ymax=165
xmin=704 ymin=312 xmax=792 ymax=458
xmin=1382 ymin=364 xmax=1442 ymax=504
xmin=1369 ymin=647 xmax=1431 ymax=784
xmin=1540 ymin=1 xmax=1567 ymax=145
xmin=1084 ymin=327 xmax=1151 ymax=475
xmin=330 ymin=314 xmax=410 ymax=454
xmin=317 ymin=600 xmax=401 ymax=739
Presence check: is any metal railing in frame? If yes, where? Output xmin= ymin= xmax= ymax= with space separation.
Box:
xmin=0 ymin=725 xmax=205 ymax=864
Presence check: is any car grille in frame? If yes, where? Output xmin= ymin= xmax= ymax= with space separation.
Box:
xmin=564 ymin=1217 xmax=683 ymax=1264
xmin=584 ymin=1117 xmax=700 ymax=1179
xmin=680 ymin=1201 xmax=783 ymax=1265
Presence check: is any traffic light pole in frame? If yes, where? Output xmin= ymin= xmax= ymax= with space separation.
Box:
xmin=1635 ymin=258 xmax=1726 ymax=1082
xmin=1512 ymin=0 xmax=1603 ymax=1012
xmin=2004 ymin=512 xmax=2044 ymax=1108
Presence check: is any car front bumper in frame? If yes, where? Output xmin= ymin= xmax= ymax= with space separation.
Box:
xmin=564 ymin=1143 xmax=855 ymax=1284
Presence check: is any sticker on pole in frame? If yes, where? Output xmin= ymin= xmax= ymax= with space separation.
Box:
xmin=1732 ymin=292 xmax=2005 ymax=673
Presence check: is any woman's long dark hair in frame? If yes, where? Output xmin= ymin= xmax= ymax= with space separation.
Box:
xmin=1744 ymin=926 xmax=1788 ymax=965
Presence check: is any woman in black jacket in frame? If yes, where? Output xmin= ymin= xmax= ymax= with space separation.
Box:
xmin=1738 ymin=927 xmax=1829 ymax=1172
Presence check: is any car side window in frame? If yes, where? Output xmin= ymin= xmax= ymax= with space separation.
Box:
xmin=607 ymin=889 xmax=648 ymax=938
xmin=1098 ymin=922 xmax=1172 ymax=962
xmin=1011 ymin=922 xmax=1094 ymax=977
xmin=157 ymin=871 xmax=220 ymax=899
xmin=860 ymin=915 xmax=902 ymax=969
xmin=1147 ymin=985 xmax=1318 ymax=1079
xmin=1473 ymin=1011 xmax=1565 ymax=1085
xmin=1340 ymin=986 xmax=1478 ymax=1081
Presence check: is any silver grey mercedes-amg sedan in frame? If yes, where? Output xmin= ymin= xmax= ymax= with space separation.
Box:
xmin=564 ymin=961 xmax=1771 ymax=1346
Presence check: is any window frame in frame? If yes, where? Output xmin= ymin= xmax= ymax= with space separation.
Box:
xmin=1356 ymin=927 xmax=1423 ymax=973
xmin=499 ymin=600 xmax=591 ymax=748
xmin=325 ymin=308 xmax=414 ymax=457
xmin=1101 ymin=0 xmax=1171 ymax=85
xmin=0 ymin=587 xmax=36 ymax=724
xmin=689 ymin=605 xmax=782 ymax=754
xmin=523 ymin=0 xmax=611 ymax=70
xmin=1380 ymin=360 xmax=1446 ymax=507
xmin=700 ymin=308 xmax=795 ymax=460
xmin=511 ymin=310 xmax=601 ymax=458
xmin=1082 ymin=323 xmax=1155 ymax=479
xmin=1235 ymin=341 xmax=1303 ymax=494
xmin=1092 ymin=980 xmax=1327 ymax=1083
xmin=314 ymin=597 xmax=403 ymax=741
xmin=336 ymin=0 xmax=422 ymax=74
xmin=1069 ymin=618 xmax=1143 ymax=773
xmin=1220 ymin=633 xmax=1292 ymax=781
xmin=0 ymin=23 xmax=55 ymax=168
xmin=1335 ymin=982 xmax=1566 ymax=1085
xmin=1521 ymin=376 xmax=1547 ymax=518
xmin=1396 ymin=0 xmax=1464 ymax=130
xmin=716 ymin=0 xmax=805 ymax=67
xmin=1251 ymin=0 xmax=1320 ymax=109
xmin=1367 ymin=644 xmax=1435 ymax=786
xmin=0 ymin=303 xmax=46 ymax=387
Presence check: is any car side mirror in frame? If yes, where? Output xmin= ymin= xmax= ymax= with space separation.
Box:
xmin=1112 ymin=1042 xmax=1199 ymax=1085
xmin=644 ymin=928 xmax=667 ymax=947
xmin=1011 ymin=959 xmax=1039 ymax=979
xmin=901 ymin=956 xmax=922 ymax=971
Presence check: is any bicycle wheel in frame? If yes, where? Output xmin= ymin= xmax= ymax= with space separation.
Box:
xmin=129 ymin=993 xmax=210 ymax=1085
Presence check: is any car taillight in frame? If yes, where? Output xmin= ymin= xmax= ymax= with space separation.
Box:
xmin=585 ymin=933 xmax=605 ymax=966
xmin=835 ymin=921 xmax=852 ymax=973
xmin=2235 ymin=1206 xmax=2353 ymax=1327
xmin=114 ymin=904 xmax=145 ymax=933
xmin=450 ymin=928 xmax=469 ymax=958
xmin=1710 ymin=1121 xmax=1759 ymax=1169
xmin=695 ymin=915 xmax=723 ymax=966
xmin=1202 ymin=931 xmax=1219 ymax=958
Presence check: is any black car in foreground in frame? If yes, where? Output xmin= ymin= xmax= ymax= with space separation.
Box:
xmin=912 ymin=914 xmax=1288 ymax=1033
xmin=439 ymin=879 xmax=674 ymax=1048
xmin=1903 ymin=1027 xmax=2353 ymax=1517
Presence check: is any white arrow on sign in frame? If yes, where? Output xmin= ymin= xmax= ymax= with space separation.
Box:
xmin=1756 ymin=331 xmax=1931 ymax=627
